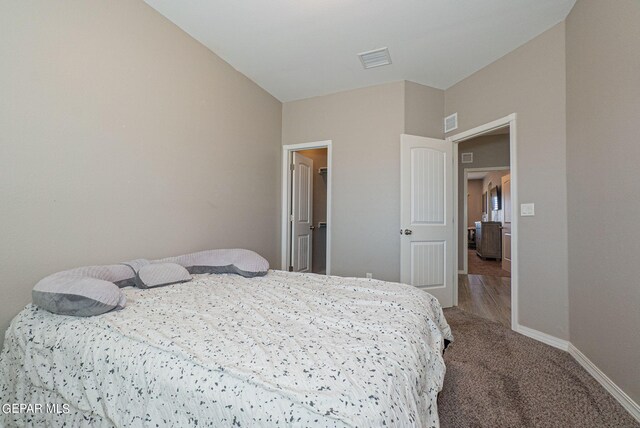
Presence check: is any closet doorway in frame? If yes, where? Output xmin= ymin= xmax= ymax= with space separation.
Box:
xmin=281 ymin=141 xmax=332 ymax=274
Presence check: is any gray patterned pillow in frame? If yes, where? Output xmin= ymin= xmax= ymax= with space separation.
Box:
xmin=159 ymin=249 xmax=269 ymax=277
xmin=50 ymin=264 xmax=136 ymax=288
xmin=33 ymin=271 xmax=127 ymax=317
xmin=31 ymin=249 xmax=267 ymax=317
xmin=133 ymin=263 xmax=192 ymax=289
xmin=121 ymin=258 xmax=150 ymax=275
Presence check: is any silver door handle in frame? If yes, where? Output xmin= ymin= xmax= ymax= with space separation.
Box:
xmin=404 ymin=229 xmax=413 ymax=235
xmin=309 ymin=225 xmax=315 ymax=230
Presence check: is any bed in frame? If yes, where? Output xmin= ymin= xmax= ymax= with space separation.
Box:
xmin=0 ymin=270 xmax=452 ymax=427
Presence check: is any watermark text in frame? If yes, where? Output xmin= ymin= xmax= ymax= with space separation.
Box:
xmin=2 ymin=403 xmax=70 ymax=414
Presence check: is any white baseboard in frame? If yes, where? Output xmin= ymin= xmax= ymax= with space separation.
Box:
xmin=568 ymin=344 xmax=640 ymax=422
xmin=514 ymin=323 xmax=570 ymax=351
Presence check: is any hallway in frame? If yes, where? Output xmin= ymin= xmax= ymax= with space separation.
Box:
xmin=458 ymin=273 xmax=511 ymax=328
xmin=468 ymin=249 xmax=510 ymax=278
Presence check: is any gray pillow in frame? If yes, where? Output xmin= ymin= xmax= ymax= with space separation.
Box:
xmin=30 ymin=249 xmax=266 ymax=317
xmin=159 ymin=249 xmax=269 ymax=277
xmin=121 ymin=258 xmax=150 ymax=274
xmin=133 ymin=263 xmax=192 ymax=289
xmin=33 ymin=275 xmax=126 ymax=317
xmin=56 ymin=264 xmax=137 ymax=288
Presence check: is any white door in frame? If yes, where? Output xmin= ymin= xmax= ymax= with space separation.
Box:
xmin=400 ymin=134 xmax=454 ymax=307
xmin=501 ymin=174 xmax=512 ymax=273
xmin=291 ymin=152 xmax=313 ymax=272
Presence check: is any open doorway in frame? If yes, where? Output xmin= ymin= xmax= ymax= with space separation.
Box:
xmin=464 ymin=167 xmax=510 ymax=278
xmin=281 ymin=141 xmax=332 ymax=274
xmin=450 ymin=117 xmax=517 ymax=330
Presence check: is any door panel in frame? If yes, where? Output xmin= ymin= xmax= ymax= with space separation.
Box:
xmin=291 ymin=152 xmax=313 ymax=272
xmin=411 ymin=241 xmax=445 ymax=287
xmin=401 ymin=135 xmax=454 ymax=307
xmin=296 ymin=235 xmax=310 ymax=271
xmin=503 ymin=174 xmax=512 ymax=223
xmin=503 ymin=232 xmax=511 ymax=266
xmin=296 ymin=162 xmax=311 ymax=223
xmin=411 ymin=148 xmax=445 ymax=224
xmin=501 ymin=174 xmax=512 ymax=273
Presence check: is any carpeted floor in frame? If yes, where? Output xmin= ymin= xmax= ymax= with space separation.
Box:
xmin=468 ymin=249 xmax=511 ymax=277
xmin=438 ymin=308 xmax=638 ymax=428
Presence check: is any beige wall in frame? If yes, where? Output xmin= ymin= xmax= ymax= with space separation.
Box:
xmin=566 ymin=0 xmax=640 ymax=403
xmin=445 ymin=23 xmax=569 ymax=339
xmin=0 ymin=0 xmax=282 ymax=336
xmin=282 ymin=81 xmax=443 ymax=281
xmin=283 ymin=82 xmax=404 ymax=281
xmin=457 ymin=135 xmax=510 ymax=267
xmin=483 ymin=171 xmax=510 ymax=195
xmin=404 ymin=81 xmax=445 ymax=138
xmin=296 ymin=149 xmax=328 ymax=274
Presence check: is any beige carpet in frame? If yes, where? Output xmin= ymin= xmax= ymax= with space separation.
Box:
xmin=438 ymin=308 xmax=638 ymax=428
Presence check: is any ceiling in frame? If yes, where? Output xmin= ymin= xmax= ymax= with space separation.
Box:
xmin=144 ymin=0 xmax=576 ymax=102
xmin=468 ymin=172 xmax=488 ymax=180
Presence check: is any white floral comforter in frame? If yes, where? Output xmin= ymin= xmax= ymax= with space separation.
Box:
xmin=0 ymin=271 xmax=452 ymax=427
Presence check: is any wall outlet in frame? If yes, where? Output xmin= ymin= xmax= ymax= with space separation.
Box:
xmin=365 ymin=273 xmax=373 ymax=279
xmin=521 ymin=203 xmax=535 ymax=216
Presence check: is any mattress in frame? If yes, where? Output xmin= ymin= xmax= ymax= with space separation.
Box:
xmin=0 ymin=270 xmax=452 ymax=427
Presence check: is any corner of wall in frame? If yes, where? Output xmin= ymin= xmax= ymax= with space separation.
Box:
xmin=402 ymin=81 xmax=445 ymax=139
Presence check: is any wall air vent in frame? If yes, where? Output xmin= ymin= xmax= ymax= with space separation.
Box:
xmin=461 ymin=152 xmax=473 ymax=164
xmin=358 ymin=47 xmax=392 ymax=69
xmin=444 ymin=112 xmax=458 ymax=133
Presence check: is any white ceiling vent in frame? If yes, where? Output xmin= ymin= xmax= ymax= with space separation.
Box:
xmin=444 ymin=113 xmax=458 ymax=133
xmin=358 ymin=47 xmax=392 ymax=69
xmin=461 ymin=152 xmax=473 ymax=164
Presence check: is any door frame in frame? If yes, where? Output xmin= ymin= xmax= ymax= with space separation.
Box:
xmin=281 ymin=140 xmax=332 ymax=274
xmin=448 ymin=113 xmax=518 ymax=330
xmin=461 ymin=166 xmax=511 ymax=274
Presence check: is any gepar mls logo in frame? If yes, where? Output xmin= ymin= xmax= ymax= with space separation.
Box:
xmin=2 ymin=403 xmax=70 ymax=414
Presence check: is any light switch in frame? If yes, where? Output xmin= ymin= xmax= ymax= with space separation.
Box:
xmin=521 ymin=203 xmax=535 ymax=216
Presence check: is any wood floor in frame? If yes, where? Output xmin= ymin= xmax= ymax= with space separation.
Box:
xmin=467 ymin=249 xmax=510 ymax=277
xmin=458 ymin=273 xmax=511 ymax=328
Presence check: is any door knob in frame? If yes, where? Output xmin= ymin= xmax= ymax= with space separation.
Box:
xmin=404 ymin=229 xmax=413 ymax=235
xmin=309 ymin=225 xmax=315 ymax=230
